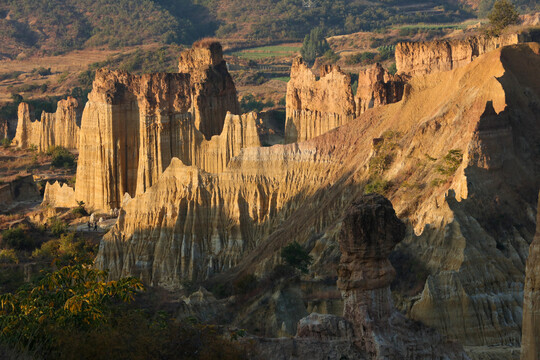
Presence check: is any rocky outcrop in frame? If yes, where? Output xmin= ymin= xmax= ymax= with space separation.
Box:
xmin=12 ymin=97 xmax=80 ymax=152
xmin=247 ymin=195 xmax=468 ymax=359
xmin=95 ymin=43 xmax=540 ymax=357
xmin=395 ymin=34 xmax=527 ymax=76
xmin=68 ymin=42 xmax=250 ymax=210
xmin=355 ymin=63 xmax=405 ymax=116
xmin=178 ymin=40 xmax=240 ymax=139
xmin=284 ymin=58 xmax=355 ymax=143
xmin=521 ymin=191 xmax=540 ymax=360
xmin=42 ymin=181 xmax=78 ymax=208
xmin=521 ymin=12 xmax=540 ymax=26
xmin=0 ymin=117 xmax=16 ymax=140
xmin=0 ymin=174 xmax=40 ymax=211
xmin=335 ymin=194 xmax=467 ymax=359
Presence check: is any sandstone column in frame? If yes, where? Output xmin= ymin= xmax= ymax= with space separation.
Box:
xmin=337 ymin=194 xmax=405 ymax=356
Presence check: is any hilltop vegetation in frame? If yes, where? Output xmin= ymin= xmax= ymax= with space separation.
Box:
xmin=209 ymin=0 xmax=473 ymax=40
xmin=2 ymin=0 xmax=539 ymax=59
xmin=0 ymin=0 xmax=476 ymax=58
xmin=0 ymin=0 xmax=216 ymax=57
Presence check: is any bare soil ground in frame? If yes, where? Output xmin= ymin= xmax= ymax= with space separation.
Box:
xmin=0 ymin=146 xmax=76 ymax=184
xmin=0 ymin=44 xmax=161 ymax=103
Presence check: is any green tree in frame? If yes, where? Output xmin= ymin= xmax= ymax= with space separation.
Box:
xmin=488 ymin=0 xmax=520 ymax=35
xmin=281 ymin=241 xmax=313 ymax=273
xmin=0 ymin=264 xmax=143 ymax=353
xmin=300 ymin=27 xmax=331 ymax=64
xmin=1 ymin=227 xmax=36 ymax=251
xmin=48 ymin=146 xmax=75 ymax=168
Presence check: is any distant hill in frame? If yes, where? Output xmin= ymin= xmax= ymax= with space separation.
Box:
xmin=0 ymin=0 xmax=217 ymax=58
xmin=0 ymin=0 xmax=537 ymax=58
xmin=207 ymin=0 xmax=474 ymax=40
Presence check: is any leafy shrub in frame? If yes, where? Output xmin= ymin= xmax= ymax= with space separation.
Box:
xmin=0 ymin=267 xmax=24 ymax=293
xmin=0 ymin=249 xmax=18 ymax=264
xmin=48 ymin=216 xmax=68 ymax=237
xmin=435 ymin=149 xmax=463 ymax=176
xmin=268 ymin=264 xmax=296 ymax=281
xmin=1 ymin=138 xmax=10 ymax=148
xmin=48 ymin=146 xmax=75 ymax=168
xmin=32 ymin=230 xmax=95 ymax=263
xmin=345 ymin=51 xmax=376 ymax=65
xmin=369 ymin=130 xmax=400 ymax=175
xmin=388 ymin=63 xmax=397 ymax=75
xmin=240 ymin=94 xmax=274 ymax=113
xmin=32 ymin=67 xmax=52 ymax=76
xmin=211 ymin=282 xmax=232 ymax=299
xmin=233 ymin=274 xmax=258 ymax=295
xmin=365 ymin=179 xmax=390 ymax=195
xmin=71 ymin=201 xmax=88 ymax=218
xmin=378 ymin=45 xmax=395 ymax=61
xmin=32 ymin=239 xmax=59 ymax=261
xmin=1 ymin=227 xmax=36 ymax=251
xmin=320 ymin=49 xmax=340 ymax=64
xmin=281 ymin=241 xmax=313 ymax=274
xmin=0 ymin=71 xmax=23 ymax=81
xmin=430 ymin=178 xmax=445 ymax=187
xmin=48 ymin=310 xmax=248 ymax=360
xmin=0 ymin=264 xmax=143 ymax=354
xmin=369 ymin=153 xmax=394 ymax=174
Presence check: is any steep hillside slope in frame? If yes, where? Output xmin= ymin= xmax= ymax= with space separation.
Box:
xmin=95 ymin=43 xmax=540 ymax=357
xmin=0 ymin=0 xmax=216 ymax=58
xmin=0 ymin=0 xmax=474 ymax=58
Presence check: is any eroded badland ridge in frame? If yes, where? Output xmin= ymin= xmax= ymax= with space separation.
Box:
xmin=15 ymin=35 xmax=540 ymax=359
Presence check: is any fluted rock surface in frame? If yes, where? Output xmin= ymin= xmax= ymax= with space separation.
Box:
xmin=248 ymin=196 xmax=468 ymax=359
xmin=70 ymin=43 xmax=250 ymax=210
xmin=335 ymin=194 xmax=467 ymax=359
xmin=395 ymin=34 xmax=526 ymax=76
xmin=178 ymin=40 xmax=240 ymax=139
xmin=12 ymin=97 xmax=80 ymax=151
xmin=355 ymin=63 xmax=405 ymax=116
xmin=284 ymin=58 xmax=355 ymax=143
xmin=521 ymin=191 xmax=540 ymax=360
xmin=42 ymin=181 xmax=78 ymax=208
xmin=96 ymin=44 xmax=540 ymax=356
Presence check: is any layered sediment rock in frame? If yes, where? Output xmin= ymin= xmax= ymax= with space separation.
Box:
xmin=395 ymin=34 xmax=525 ymax=75
xmin=12 ymin=97 xmax=80 ymax=151
xmin=284 ymin=58 xmax=355 ymax=143
xmin=355 ymin=63 xmax=405 ymax=116
xmin=248 ymin=195 xmax=468 ymax=359
xmin=521 ymin=191 xmax=540 ymax=360
xmin=69 ymin=42 xmax=248 ymax=210
xmin=95 ymin=43 xmax=540 ymax=357
xmin=42 ymin=181 xmax=78 ymax=208
xmin=178 ymin=40 xmax=240 ymax=139
xmin=0 ymin=174 xmax=40 ymax=211
xmin=335 ymin=195 xmax=466 ymax=359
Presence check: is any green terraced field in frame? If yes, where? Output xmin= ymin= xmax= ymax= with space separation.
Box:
xmin=231 ymin=45 xmax=301 ymax=60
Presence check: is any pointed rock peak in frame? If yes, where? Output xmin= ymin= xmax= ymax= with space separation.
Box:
xmin=320 ymin=63 xmax=341 ymax=77
xmin=17 ymin=102 xmax=30 ymax=118
xmin=178 ymin=38 xmax=224 ymax=73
